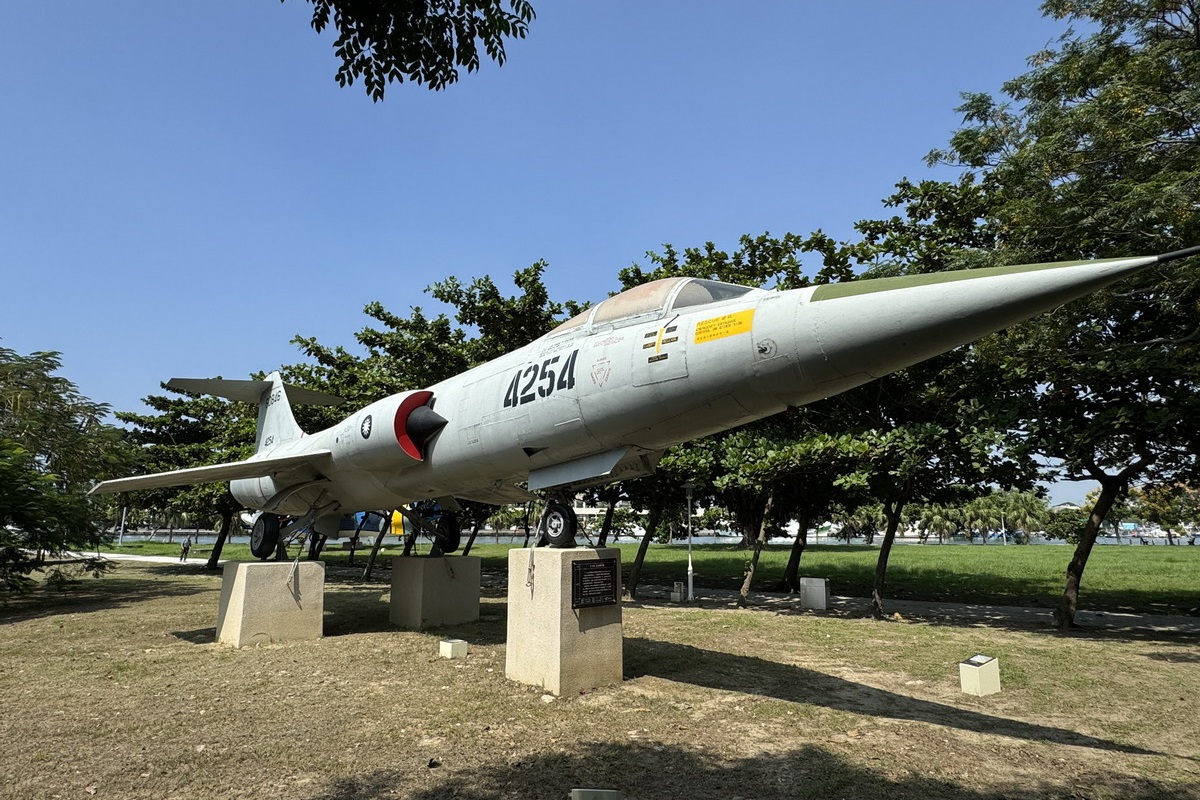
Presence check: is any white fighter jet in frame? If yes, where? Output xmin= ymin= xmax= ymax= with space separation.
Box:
xmin=93 ymin=247 xmax=1199 ymax=557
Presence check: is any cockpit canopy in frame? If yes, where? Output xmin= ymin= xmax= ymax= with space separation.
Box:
xmin=549 ymin=277 xmax=758 ymax=336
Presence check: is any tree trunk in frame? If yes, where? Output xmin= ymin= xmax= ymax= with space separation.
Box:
xmin=204 ymin=512 xmax=233 ymax=571
xmin=780 ymin=509 xmax=811 ymax=593
xmin=307 ymin=533 xmax=327 ymax=560
xmin=521 ymin=502 xmax=535 ymax=547
xmin=732 ymin=491 xmax=767 ymax=548
xmin=871 ymin=497 xmax=906 ymax=619
xmin=362 ymin=513 xmax=391 ymax=582
xmin=1055 ymin=478 xmax=1121 ymax=632
xmin=596 ymin=490 xmax=618 ymax=547
xmin=461 ymin=519 xmax=484 ymax=556
xmin=738 ymin=493 xmax=774 ymax=608
xmin=623 ymin=507 xmax=659 ymax=599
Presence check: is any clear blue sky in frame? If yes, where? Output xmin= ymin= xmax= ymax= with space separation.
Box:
xmin=0 ymin=2 xmax=1092 ymax=501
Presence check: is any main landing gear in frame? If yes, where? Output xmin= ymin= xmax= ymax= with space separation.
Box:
xmin=250 ymin=513 xmax=281 ymax=559
xmin=540 ymin=501 xmax=578 ymax=548
xmin=400 ymin=501 xmax=462 ymax=556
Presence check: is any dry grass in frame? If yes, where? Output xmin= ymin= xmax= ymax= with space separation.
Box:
xmin=2 ymin=562 xmax=1198 ymax=800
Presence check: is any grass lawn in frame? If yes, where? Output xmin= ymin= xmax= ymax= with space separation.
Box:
xmin=103 ymin=537 xmax=1200 ymax=617
xmin=1 ymin=561 xmax=1197 ymax=799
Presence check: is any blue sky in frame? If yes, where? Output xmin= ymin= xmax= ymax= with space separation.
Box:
xmin=1 ymin=2 xmax=1092 ymax=501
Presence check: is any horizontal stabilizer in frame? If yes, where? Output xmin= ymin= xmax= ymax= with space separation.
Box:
xmin=89 ymin=450 xmax=332 ymax=495
xmin=167 ymin=377 xmax=343 ymax=407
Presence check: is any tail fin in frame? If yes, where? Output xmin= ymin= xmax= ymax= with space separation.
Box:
xmin=166 ymin=371 xmax=343 ymax=453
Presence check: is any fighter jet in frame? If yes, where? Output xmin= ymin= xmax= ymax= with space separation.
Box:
xmin=92 ymin=247 xmax=1199 ymax=556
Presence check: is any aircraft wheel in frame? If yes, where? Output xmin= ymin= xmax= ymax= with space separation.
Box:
xmin=434 ymin=514 xmax=461 ymax=554
xmin=250 ymin=513 xmax=281 ymax=559
xmin=543 ymin=502 xmax=577 ymax=548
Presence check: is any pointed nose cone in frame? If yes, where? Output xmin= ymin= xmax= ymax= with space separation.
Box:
xmin=799 ymin=253 xmax=1166 ymax=388
xmin=392 ymin=391 xmax=448 ymax=461
xmin=404 ymin=405 xmax=448 ymax=458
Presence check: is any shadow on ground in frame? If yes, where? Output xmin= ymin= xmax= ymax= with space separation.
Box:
xmin=308 ymin=741 xmax=1192 ymax=800
xmin=625 ymin=637 xmax=1167 ymax=758
xmin=0 ymin=567 xmax=210 ymax=626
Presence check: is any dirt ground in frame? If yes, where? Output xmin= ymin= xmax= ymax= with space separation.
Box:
xmin=1 ymin=561 xmax=1198 ymax=800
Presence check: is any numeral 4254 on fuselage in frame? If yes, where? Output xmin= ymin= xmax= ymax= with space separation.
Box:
xmin=503 ymin=349 xmax=579 ymax=408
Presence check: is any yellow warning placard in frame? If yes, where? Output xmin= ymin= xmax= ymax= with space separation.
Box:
xmin=694 ymin=309 xmax=754 ymax=344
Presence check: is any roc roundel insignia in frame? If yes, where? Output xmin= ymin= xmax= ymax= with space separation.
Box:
xmin=360 ymin=415 xmax=373 ymax=439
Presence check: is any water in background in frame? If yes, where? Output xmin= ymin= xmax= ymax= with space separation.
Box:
xmin=110 ymin=529 xmax=1197 ymax=548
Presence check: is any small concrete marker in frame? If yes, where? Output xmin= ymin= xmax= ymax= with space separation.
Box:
xmin=799 ymin=576 xmax=829 ymax=610
xmin=959 ymin=653 xmax=1001 ymax=696
xmin=571 ymin=790 xmax=621 ymax=800
xmin=670 ymin=581 xmax=686 ymax=602
xmin=440 ymin=638 xmax=468 ymax=659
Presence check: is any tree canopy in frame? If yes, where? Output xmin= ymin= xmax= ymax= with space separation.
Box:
xmin=926 ymin=0 xmax=1200 ymax=628
xmin=291 ymin=0 xmax=537 ymax=100
xmin=0 ymin=348 xmax=133 ymax=591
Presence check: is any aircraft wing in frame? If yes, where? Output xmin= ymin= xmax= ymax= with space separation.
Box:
xmin=89 ymin=450 xmax=332 ymax=495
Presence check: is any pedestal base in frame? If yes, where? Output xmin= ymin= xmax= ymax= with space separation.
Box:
xmin=389 ymin=556 xmax=481 ymax=629
xmin=216 ymin=561 xmax=325 ymax=648
xmin=506 ymin=547 xmax=623 ymax=696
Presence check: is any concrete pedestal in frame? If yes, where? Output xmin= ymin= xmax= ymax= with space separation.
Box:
xmin=390 ymin=556 xmax=481 ymax=629
xmin=799 ymin=577 xmax=829 ymax=610
xmin=216 ymin=561 xmax=325 ymax=648
xmin=506 ymin=547 xmax=623 ymax=696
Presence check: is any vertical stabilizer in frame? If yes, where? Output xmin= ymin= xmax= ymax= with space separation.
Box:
xmin=165 ymin=373 xmax=343 ymax=455
xmin=255 ymin=371 xmax=304 ymax=453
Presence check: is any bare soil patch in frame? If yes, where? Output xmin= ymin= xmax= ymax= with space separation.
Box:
xmin=1 ymin=562 xmax=1197 ymax=799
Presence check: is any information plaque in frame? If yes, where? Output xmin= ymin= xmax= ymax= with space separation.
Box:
xmin=571 ymin=558 xmax=618 ymax=609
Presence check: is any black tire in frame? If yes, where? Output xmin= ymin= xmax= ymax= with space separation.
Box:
xmin=434 ymin=514 xmax=462 ymax=554
xmin=250 ymin=513 xmax=281 ymax=559
xmin=543 ymin=502 xmax=577 ymax=548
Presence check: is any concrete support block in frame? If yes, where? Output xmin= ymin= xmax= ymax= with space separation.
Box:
xmin=390 ymin=556 xmax=481 ymax=629
xmin=440 ymin=638 xmax=469 ymax=659
xmin=216 ymin=561 xmax=325 ymax=648
xmin=506 ymin=547 xmax=623 ymax=696
xmin=959 ymin=654 xmax=1001 ymax=696
xmin=799 ymin=577 xmax=829 ymax=610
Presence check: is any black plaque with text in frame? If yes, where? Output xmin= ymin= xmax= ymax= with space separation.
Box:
xmin=571 ymin=558 xmax=618 ymax=609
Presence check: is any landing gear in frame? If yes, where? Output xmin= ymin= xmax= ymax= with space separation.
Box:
xmin=542 ymin=502 xmax=578 ymax=548
xmin=433 ymin=513 xmax=462 ymax=554
xmin=250 ymin=513 xmax=281 ymax=559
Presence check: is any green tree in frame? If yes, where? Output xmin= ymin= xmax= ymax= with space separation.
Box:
xmin=289 ymin=0 xmax=537 ymax=101
xmin=0 ymin=348 xmax=132 ymax=591
xmin=827 ymin=351 xmax=1033 ymax=618
xmin=1131 ymin=483 xmax=1200 ymax=544
xmin=914 ymin=502 xmax=962 ymax=544
xmin=732 ymin=423 xmax=871 ymax=593
xmin=929 ymin=0 xmax=1200 ymax=629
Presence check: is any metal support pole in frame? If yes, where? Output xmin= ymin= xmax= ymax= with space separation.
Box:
xmin=684 ymin=481 xmax=695 ymax=602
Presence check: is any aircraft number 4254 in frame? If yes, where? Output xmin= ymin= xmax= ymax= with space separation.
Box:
xmin=503 ymin=349 xmax=579 ymax=408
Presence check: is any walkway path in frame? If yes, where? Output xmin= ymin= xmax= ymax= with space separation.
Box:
xmin=630 ymin=582 xmax=1200 ymax=634
xmin=87 ymin=551 xmax=1200 ymax=634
